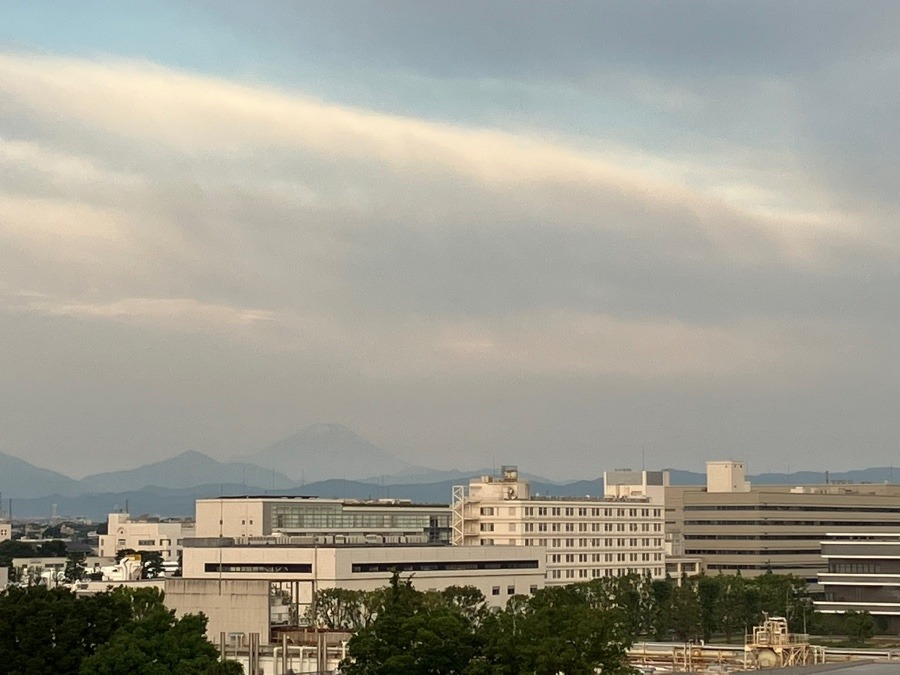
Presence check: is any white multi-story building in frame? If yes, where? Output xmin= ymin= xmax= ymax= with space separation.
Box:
xmin=98 ymin=513 xmax=195 ymax=561
xmin=452 ymin=466 xmax=667 ymax=584
xmin=0 ymin=521 xmax=10 ymax=543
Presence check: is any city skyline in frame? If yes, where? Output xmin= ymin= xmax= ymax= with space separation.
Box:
xmin=1 ymin=3 xmax=897 ymax=479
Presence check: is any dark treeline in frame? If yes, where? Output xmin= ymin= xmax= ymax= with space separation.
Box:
xmin=0 ymin=585 xmax=241 ymax=674
xmin=308 ymin=572 xmax=878 ymax=674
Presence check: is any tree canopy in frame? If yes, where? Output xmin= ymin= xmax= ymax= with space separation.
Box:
xmin=0 ymin=585 xmax=240 ymax=675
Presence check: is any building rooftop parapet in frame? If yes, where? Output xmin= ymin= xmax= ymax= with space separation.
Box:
xmin=183 ymin=536 xmax=456 ymax=549
xmin=527 ymin=494 xmax=651 ymax=503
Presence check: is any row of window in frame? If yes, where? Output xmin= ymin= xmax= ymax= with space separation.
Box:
xmin=522 ymin=507 xmax=662 ymax=518
xmin=684 ymin=548 xmax=819 ymax=556
xmin=684 ymin=505 xmax=900 ymax=514
xmin=684 ymin=520 xmax=900 ymax=527
xmin=351 ymin=560 xmax=541 ymax=573
xmin=548 ymin=567 xmax=662 ymax=579
xmin=550 ymin=552 xmax=662 ymax=563
xmin=523 ymin=522 xmax=661 ymax=533
xmin=829 ymin=563 xmax=882 ymax=574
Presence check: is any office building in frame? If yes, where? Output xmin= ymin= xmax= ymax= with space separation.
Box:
xmin=98 ymin=513 xmax=195 ymax=560
xmin=666 ymin=461 xmax=900 ymax=581
xmin=452 ymin=466 xmax=666 ymax=583
xmin=816 ymin=533 xmax=900 ymax=631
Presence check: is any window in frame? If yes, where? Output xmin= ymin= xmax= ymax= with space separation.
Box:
xmin=507 ymin=585 xmax=515 ymax=595
xmin=138 ymin=540 xmax=155 ymax=546
xmin=492 ymin=586 xmax=500 ymax=596
xmin=480 ymin=523 xmax=494 ymax=532
xmin=530 ymin=585 xmax=538 ymax=594
xmin=480 ymin=507 xmax=494 ymax=516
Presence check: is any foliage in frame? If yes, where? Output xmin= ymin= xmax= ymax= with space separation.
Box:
xmin=306 ymin=587 xmax=386 ymax=631
xmin=844 ymin=610 xmax=875 ymax=646
xmin=342 ymin=573 xmax=633 ymax=675
xmin=64 ymin=551 xmax=88 ymax=583
xmin=0 ymin=585 xmax=132 ymax=674
xmin=0 ymin=585 xmax=239 ymax=675
xmin=81 ymin=606 xmax=242 ymax=674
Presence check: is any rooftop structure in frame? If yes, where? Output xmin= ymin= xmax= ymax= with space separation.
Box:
xmin=452 ymin=466 xmax=666 ymax=583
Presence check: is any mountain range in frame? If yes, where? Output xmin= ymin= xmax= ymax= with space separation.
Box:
xmin=2 ymin=424 xmax=898 ymax=520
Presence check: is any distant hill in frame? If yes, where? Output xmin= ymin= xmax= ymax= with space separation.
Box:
xmin=78 ymin=451 xmax=295 ymax=493
xmin=243 ymin=423 xmax=433 ymax=483
xmin=0 ymin=452 xmax=79 ymax=499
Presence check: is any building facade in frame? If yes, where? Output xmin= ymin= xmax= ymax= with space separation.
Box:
xmin=0 ymin=521 xmax=10 ymax=543
xmin=98 ymin=513 xmax=195 ymax=560
xmin=452 ymin=466 xmax=666 ymax=583
xmin=194 ymin=496 xmax=450 ymax=545
xmin=816 ymin=533 xmax=900 ymax=632
xmin=666 ymin=462 xmax=900 ymax=581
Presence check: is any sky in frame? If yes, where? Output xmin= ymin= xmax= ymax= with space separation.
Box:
xmin=0 ymin=2 xmax=898 ymax=480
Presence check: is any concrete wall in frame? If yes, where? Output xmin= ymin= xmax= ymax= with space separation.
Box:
xmin=165 ymin=578 xmax=271 ymax=644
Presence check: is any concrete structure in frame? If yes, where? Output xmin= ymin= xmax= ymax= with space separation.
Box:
xmin=195 ymin=496 xmax=450 ymax=545
xmin=98 ymin=512 xmax=195 ymax=560
xmin=172 ymin=540 xmax=545 ymax=642
xmin=0 ymin=521 xmax=10 ymax=543
xmin=166 ymin=578 xmax=273 ymax=643
xmin=0 ymin=566 xmax=7 ymax=589
xmin=706 ymin=460 xmax=751 ymax=493
xmin=453 ymin=466 xmax=666 ymax=583
xmin=666 ymin=463 xmax=900 ymax=581
xmin=816 ymin=533 xmax=900 ymax=632
xmin=182 ymin=540 xmax=544 ymax=606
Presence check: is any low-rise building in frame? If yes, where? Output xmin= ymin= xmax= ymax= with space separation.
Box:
xmin=98 ymin=513 xmax=195 ymax=560
xmin=816 ymin=532 xmax=900 ymax=632
xmin=171 ymin=540 xmax=546 ymax=642
xmin=452 ymin=466 xmax=666 ymax=583
xmin=0 ymin=521 xmax=10 ymax=543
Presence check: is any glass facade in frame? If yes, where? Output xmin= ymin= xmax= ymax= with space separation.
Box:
xmin=267 ymin=503 xmax=450 ymax=543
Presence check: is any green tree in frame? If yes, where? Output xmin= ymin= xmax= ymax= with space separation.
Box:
xmin=342 ymin=573 xmax=480 ymax=675
xmin=844 ymin=611 xmax=875 ymax=646
xmin=36 ymin=539 xmax=67 ymax=557
xmin=80 ymin=606 xmax=242 ymax=675
xmin=477 ymin=584 xmax=635 ymax=675
xmin=138 ymin=550 xmax=164 ymax=579
xmin=64 ymin=551 xmax=87 ymax=583
xmin=669 ymin=577 xmax=701 ymax=641
xmin=0 ymin=585 xmax=132 ymax=674
xmin=696 ymin=575 xmax=720 ymax=642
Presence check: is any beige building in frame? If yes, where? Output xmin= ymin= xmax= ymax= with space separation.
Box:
xmin=98 ymin=513 xmax=195 ymax=560
xmin=452 ymin=466 xmax=666 ymax=583
xmin=173 ymin=541 xmax=546 ymax=642
xmin=194 ymin=496 xmax=450 ymax=544
xmin=667 ymin=461 xmax=900 ymax=581
xmin=0 ymin=521 xmax=10 ymax=543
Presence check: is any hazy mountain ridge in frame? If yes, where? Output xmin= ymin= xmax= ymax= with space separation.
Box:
xmin=78 ymin=451 xmax=295 ymax=493
xmin=242 ymin=423 xmax=433 ymax=483
xmin=4 ymin=423 xmax=900 ymax=514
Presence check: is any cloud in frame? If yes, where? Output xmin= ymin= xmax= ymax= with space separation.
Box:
xmin=0 ymin=48 xmax=896 ymax=475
